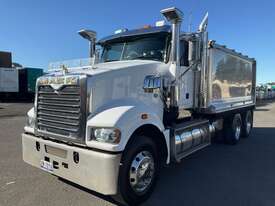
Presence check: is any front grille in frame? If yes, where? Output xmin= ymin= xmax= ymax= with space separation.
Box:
xmin=36 ymin=82 xmax=86 ymax=143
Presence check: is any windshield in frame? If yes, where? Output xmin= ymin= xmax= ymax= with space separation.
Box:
xmin=101 ymin=34 xmax=168 ymax=62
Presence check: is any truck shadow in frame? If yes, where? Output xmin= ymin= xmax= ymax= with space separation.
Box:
xmin=144 ymin=127 xmax=275 ymax=206
xmin=58 ymin=127 xmax=275 ymax=206
xmin=58 ymin=177 xmax=126 ymax=206
xmin=255 ymin=108 xmax=270 ymax=112
xmin=0 ymin=98 xmax=34 ymax=103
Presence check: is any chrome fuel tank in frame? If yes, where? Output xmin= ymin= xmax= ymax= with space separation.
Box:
xmin=171 ymin=119 xmax=211 ymax=162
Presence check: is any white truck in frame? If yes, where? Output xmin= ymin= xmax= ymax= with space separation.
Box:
xmin=22 ymin=7 xmax=256 ymax=205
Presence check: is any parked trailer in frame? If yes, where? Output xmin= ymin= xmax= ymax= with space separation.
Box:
xmin=19 ymin=67 xmax=44 ymax=94
xmin=22 ymin=7 xmax=256 ymax=205
xmin=0 ymin=67 xmax=43 ymax=100
xmin=0 ymin=68 xmax=19 ymax=93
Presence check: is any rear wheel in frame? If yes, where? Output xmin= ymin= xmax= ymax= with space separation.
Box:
xmin=224 ymin=113 xmax=242 ymax=145
xmin=116 ymin=136 xmax=159 ymax=205
xmin=242 ymin=110 xmax=253 ymax=138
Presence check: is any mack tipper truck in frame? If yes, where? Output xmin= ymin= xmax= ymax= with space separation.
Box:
xmin=22 ymin=7 xmax=256 ymax=205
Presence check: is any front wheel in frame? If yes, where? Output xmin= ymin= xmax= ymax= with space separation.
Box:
xmin=118 ymin=136 xmax=160 ymax=205
xmin=116 ymin=136 xmax=159 ymax=205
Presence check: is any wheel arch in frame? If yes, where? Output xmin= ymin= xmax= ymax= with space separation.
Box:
xmin=124 ymin=124 xmax=169 ymax=165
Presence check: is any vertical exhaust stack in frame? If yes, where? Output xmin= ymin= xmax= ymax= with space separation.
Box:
xmin=161 ymin=7 xmax=183 ymax=66
xmin=198 ymin=13 xmax=209 ymax=108
xmin=161 ymin=7 xmax=183 ymax=111
xmin=198 ymin=12 xmax=208 ymax=32
xmin=78 ymin=29 xmax=97 ymax=58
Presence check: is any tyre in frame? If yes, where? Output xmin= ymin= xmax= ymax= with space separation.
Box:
xmin=224 ymin=113 xmax=242 ymax=145
xmin=241 ymin=110 xmax=253 ymax=138
xmin=116 ymin=136 xmax=159 ymax=205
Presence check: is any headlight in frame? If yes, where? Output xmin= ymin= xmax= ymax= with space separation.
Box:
xmin=91 ymin=128 xmax=121 ymax=144
xmin=26 ymin=115 xmax=35 ymax=128
xmin=25 ymin=107 xmax=35 ymax=129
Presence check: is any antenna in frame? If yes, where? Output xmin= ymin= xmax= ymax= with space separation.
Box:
xmin=188 ymin=12 xmax=193 ymax=32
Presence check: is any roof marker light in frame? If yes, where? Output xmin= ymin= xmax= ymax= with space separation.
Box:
xmin=155 ymin=20 xmax=165 ymax=27
xmin=114 ymin=28 xmax=128 ymax=34
xmin=143 ymin=25 xmax=151 ymax=29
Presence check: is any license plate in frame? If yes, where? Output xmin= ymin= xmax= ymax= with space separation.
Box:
xmin=40 ymin=160 xmax=53 ymax=173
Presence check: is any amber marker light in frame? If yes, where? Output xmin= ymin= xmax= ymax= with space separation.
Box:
xmin=141 ymin=113 xmax=148 ymax=120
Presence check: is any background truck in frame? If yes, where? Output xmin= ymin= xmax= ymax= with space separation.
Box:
xmin=22 ymin=7 xmax=256 ymax=205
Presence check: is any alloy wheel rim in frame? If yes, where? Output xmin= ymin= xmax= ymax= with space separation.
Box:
xmin=129 ymin=151 xmax=155 ymax=194
xmin=235 ymin=119 xmax=241 ymax=140
xmin=246 ymin=113 xmax=252 ymax=134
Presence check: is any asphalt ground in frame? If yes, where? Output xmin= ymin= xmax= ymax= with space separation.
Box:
xmin=0 ymin=101 xmax=275 ymax=206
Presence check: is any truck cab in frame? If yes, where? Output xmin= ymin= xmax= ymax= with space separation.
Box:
xmin=22 ymin=7 xmax=256 ymax=205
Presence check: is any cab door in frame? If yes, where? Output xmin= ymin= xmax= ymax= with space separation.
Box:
xmin=177 ymin=39 xmax=194 ymax=110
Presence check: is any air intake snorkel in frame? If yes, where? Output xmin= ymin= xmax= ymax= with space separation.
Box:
xmin=78 ymin=29 xmax=97 ymax=58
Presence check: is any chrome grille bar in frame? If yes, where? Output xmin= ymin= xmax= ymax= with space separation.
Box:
xmin=38 ymin=106 xmax=80 ymax=114
xmin=38 ymin=97 xmax=80 ymax=101
xmin=38 ymin=123 xmax=79 ymax=133
xmin=37 ymin=112 xmax=80 ymax=120
xmin=37 ymin=117 xmax=79 ymax=126
xmin=38 ymin=102 xmax=80 ymax=108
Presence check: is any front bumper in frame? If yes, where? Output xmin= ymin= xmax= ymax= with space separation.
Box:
xmin=22 ymin=133 xmax=121 ymax=195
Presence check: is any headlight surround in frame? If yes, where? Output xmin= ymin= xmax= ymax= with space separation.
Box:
xmin=91 ymin=128 xmax=121 ymax=144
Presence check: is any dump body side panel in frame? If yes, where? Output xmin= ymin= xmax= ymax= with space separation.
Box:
xmin=205 ymin=44 xmax=255 ymax=113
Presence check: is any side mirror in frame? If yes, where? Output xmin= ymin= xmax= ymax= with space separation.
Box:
xmin=188 ymin=39 xmax=200 ymax=64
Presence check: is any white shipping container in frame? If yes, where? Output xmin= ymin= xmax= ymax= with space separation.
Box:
xmin=0 ymin=68 xmax=19 ymax=92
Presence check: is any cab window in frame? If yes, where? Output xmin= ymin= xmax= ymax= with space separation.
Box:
xmin=180 ymin=40 xmax=189 ymax=67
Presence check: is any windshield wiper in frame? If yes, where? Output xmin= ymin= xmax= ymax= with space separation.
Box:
xmin=105 ymin=59 xmax=119 ymax=62
xmin=131 ymin=55 xmax=161 ymax=61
